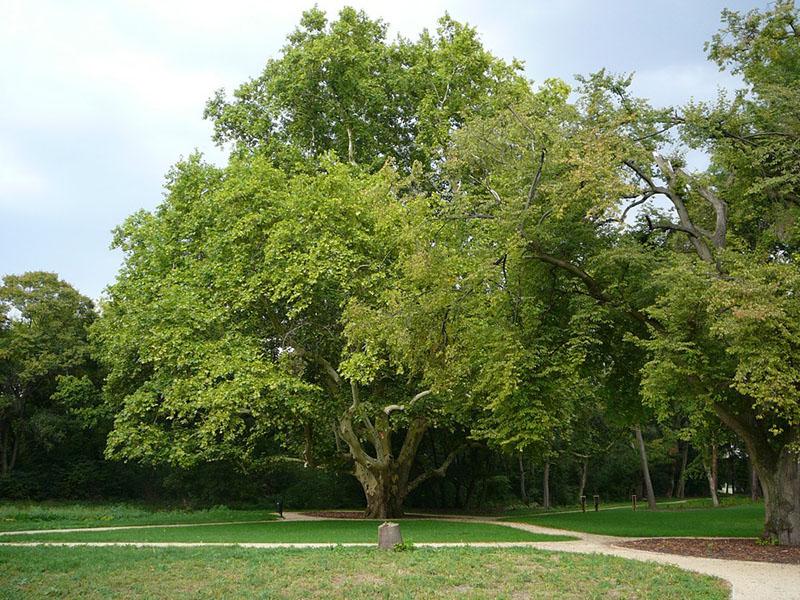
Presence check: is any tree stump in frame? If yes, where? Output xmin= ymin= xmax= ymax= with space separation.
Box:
xmin=378 ymin=522 xmax=403 ymax=549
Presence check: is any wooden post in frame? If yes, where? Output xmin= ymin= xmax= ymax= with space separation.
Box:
xmin=631 ymin=494 xmax=637 ymax=511
xmin=593 ymin=494 xmax=599 ymax=512
xmin=580 ymin=495 xmax=586 ymax=513
xmin=378 ymin=522 xmax=403 ymax=549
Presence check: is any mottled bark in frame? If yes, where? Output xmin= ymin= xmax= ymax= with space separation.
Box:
xmin=634 ymin=425 xmax=657 ymax=510
xmin=714 ymin=404 xmax=799 ymax=545
xmin=337 ymin=383 xmax=460 ymax=518
xmin=704 ymin=444 xmax=720 ymax=507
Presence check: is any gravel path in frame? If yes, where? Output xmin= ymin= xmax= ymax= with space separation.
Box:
xmin=497 ymin=520 xmax=800 ymax=600
xmin=3 ymin=513 xmax=798 ymax=599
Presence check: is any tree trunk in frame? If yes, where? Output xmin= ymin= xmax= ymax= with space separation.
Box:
xmin=676 ymin=442 xmax=689 ymax=499
xmin=9 ymin=434 xmax=18 ymax=473
xmin=346 ymin=126 xmax=354 ymax=163
xmin=303 ymin=422 xmax=315 ymax=468
xmin=759 ymin=450 xmax=800 ymax=545
xmin=357 ymin=462 xmax=406 ymax=519
xmin=666 ymin=448 xmax=677 ymax=498
xmin=542 ymin=462 xmax=551 ymax=509
xmin=704 ymin=445 xmax=720 ymax=508
xmin=0 ymin=423 xmax=8 ymax=476
xmin=713 ymin=406 xmax=800 ymax=545
xmin=578 ymin=456 xmax=588 ymax=502
xmin=634 ymin=425 xmax=657 ymax=510
xmin=518 ymin=454 xmax=528 ymax=504
xmin=750 ymin=457 xmax=761 ymax=501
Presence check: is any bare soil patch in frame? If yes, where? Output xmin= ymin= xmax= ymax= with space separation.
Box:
xmin=618 ymin=537 xmax=800 ymax=564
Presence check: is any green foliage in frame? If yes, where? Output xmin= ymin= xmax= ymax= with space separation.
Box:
xmin=0 ymin=272 xmax=99 ymax=474
xmin=205 ymin=8 xmax=526 ymax=173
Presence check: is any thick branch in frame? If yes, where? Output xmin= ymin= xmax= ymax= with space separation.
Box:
xmin=712 ymin=402 xmax=777 ymax=474
xmin=526 ymin=245 xmax=662 ymax=331
xmin=407 ymin=443 xmax=470 ymax=494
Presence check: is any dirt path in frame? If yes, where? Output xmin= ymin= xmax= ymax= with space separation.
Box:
xmin=3 ymin=515 xmax=798 ymax=599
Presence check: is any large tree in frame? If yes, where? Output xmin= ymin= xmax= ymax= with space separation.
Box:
xmin=439 ymin=3 xmax=800 ymax=543
xmin=96 ymin=8 xmax=527 ymax=518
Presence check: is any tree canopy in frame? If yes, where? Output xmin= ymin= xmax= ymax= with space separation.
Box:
xmin=64 ymin=2 xmax=800 ymax=543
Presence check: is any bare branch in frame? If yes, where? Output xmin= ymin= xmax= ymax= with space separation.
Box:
xmin=525 ymin=149 xmax=546 ymax=210
xmin=406 ymin=443 xmax=474 ymax=494
xmin=411 ymin=389 xmax=432 ymax=404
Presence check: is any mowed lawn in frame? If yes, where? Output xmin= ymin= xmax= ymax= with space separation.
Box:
xmin=0 ymin=519 xmax=570 ymax=544
xmin=0 ymin=546 xmax=730 ymax=599
xmin=0 ymin=502 xmax=276 ymax=532
xmin=507 ymin=503 xmax=764 ymax=538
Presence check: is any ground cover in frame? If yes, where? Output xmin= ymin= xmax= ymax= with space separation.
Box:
xmin=506 ymin=502 xmax=764 ymax=538
xmin=0 ymin=546 xmax=729 ymax=599
xmin=618 ymin=538 xmax=800 ymax=565
xmin=0 ymin=502 xmax=276 ymax=532
xmin=0 ymin=519 xmax=570 ymax=544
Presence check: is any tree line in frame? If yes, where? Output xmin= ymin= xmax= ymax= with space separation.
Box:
xmin=1 ymin=3 xmax=798 ymax=544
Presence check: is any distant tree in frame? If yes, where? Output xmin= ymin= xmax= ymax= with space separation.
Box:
xmin=0 ymin=272 xmax=96 ymax=476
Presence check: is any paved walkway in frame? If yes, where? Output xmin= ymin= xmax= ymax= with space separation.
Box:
xmin=2 ymin=514 xmax=798 ymax=599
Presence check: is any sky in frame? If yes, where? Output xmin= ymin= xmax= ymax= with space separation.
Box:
xmin=1 ymin=0 xmax=766 ymax=300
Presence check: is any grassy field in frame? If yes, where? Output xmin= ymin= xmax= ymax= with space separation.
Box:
xmin=506 ymin=502 xmax=764 ymax=538
xmin=0 ymin=502 xmax=277 ymax=532
xmin=502 ymin=496 xmax=754 ymax=520
xmin=0 ymin=546 xmax=729 ymax=599
xmin=0 ymin=519 xmax=570 ymax=544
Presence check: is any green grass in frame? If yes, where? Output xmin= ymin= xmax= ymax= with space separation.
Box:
xmin=0 ymin=502 xmax=276 ymax=532
xmin=506 ymin=502 xmax=764 ymax=538
xmin=0 ymin=546 xmax=730 ymax=599
xmin=502 ymin=495 xmax=752 ymax=520
xmin=0 ymin=519 xmax=571 ymax=544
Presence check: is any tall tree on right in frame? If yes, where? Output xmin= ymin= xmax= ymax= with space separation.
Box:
xmin=424 ymin=2 xmax=800 ymax=544
xmin=641 ymin=1 xmax=800 ymax=545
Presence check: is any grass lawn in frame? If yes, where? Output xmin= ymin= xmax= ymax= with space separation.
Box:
xmin=0 ymin=519 xmax=571 ymax=544
xmin=0 ymin=502 xmax=276 ymax=532
xmin=506 ymin=502 xmax=764 ymax=538
xmin=0 ymin=546 xmax=729 ymax=599
xmin=502 ymin=495 xmax=753 ymax=520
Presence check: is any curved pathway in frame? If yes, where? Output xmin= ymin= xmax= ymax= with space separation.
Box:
xmin=2 ymin=513 xmax=798 ymax=599
xmin=495 ymin=520 xmax=800 ymax=600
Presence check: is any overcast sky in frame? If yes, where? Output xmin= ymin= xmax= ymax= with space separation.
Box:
xmin=1 ymin=0 xmax=765 ymax=300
